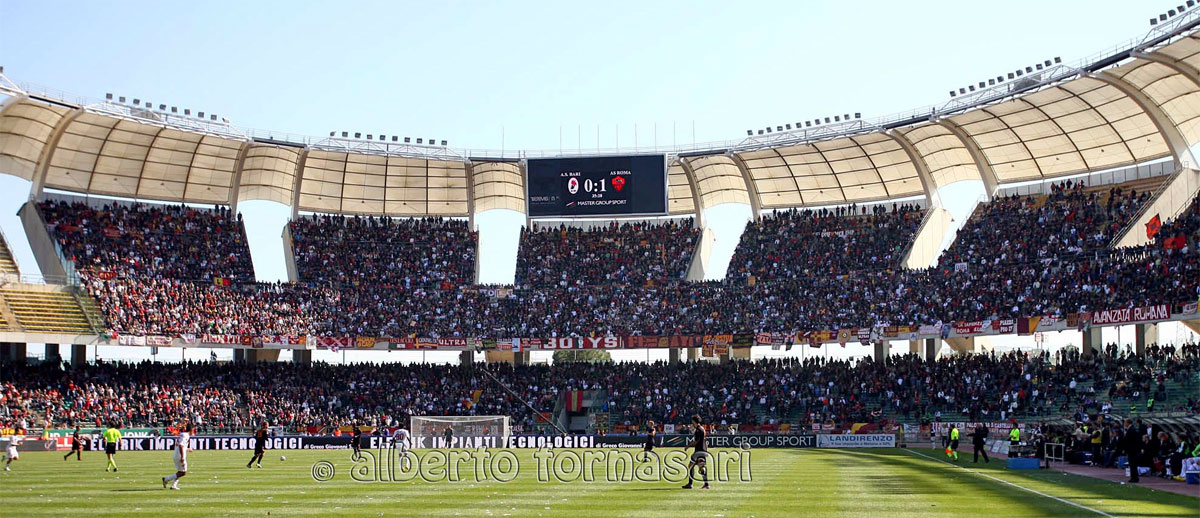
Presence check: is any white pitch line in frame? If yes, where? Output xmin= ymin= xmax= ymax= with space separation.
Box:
xmin=905 ymin=449 xmax=1117 ymax=518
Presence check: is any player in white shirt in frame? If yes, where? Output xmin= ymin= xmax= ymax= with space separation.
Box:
xmin=391 ymin=427 xmax=412 ymax=470
xmin=3 ymin=435 xmax=21 ymax=471
xmin=161 ymin=424 xmax=193 ymax=490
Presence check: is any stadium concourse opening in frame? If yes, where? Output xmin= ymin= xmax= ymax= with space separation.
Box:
xmin=2 ymin=1 xmax=1200 ymax=517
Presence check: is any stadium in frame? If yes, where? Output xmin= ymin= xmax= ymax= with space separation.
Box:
xmin=0 ymin=1 xmax=1199 ymax=517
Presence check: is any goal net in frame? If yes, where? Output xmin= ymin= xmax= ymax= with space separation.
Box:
xmin=410 ymin=415 xmax=511 ymax=439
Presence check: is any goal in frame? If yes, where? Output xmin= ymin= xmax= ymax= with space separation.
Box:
xmin=410 ymin=415 xmax=511 ymax=439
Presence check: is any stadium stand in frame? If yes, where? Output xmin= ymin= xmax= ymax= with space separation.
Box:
xmin=290 ymin=213 xmax=477 ymax=288
xmin=515 ymin=219 xmax=699 ymax=286
xmin=28 ymin=182 xmax=1200 ymax=338
xmin=1 ymin=347 xmax=1195 ymax=433
xmin=38 ymin=200 xmax=255 ymax=281
xmin=727 ymin=203 xmax=923 ymax=281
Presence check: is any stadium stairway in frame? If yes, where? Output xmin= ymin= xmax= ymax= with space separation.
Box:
xmin=0 ymin=285 xmax=98 ymax=334
xmin=0 ymin=231 xmax=18 ymax=278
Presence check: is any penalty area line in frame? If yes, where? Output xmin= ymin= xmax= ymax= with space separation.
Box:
xmin=905 ymin=449 xmax=1117 ymax=518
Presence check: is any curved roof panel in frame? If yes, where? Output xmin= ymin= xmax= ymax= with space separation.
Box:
xmin=0 ymin=98 xmax=69 ymax=180
xmin=681 ymin=154 xmax=750 ymax=208
xmin=666 ymin=160 xmax=696 ymax=215
xmin=737 ymin=133 xmax=924 ymax=207
xmin=946 ymin=78 xmax=1168 ymax=183
xmin=470 ymin=161 xmax=524 ymax=213
xmin=238 ymin=144 xmax=302 ymax=205
xmin=297 ymin=150 xmax=469 ymax=216
xmin=1108 ymin=58 xmax=1200 ymax=149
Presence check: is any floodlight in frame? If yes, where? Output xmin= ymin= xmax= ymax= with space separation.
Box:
xmin=416 ymin=138 xmax=423 ymax=144
xmin=355 ymin=132 xmax=361 ymax=138
xmin=805 ymin=121 xmax=812 ymax=127
xmin=392 ymin=136 xmax=398 ymax=142
xmin=854 ymin=113 xmax=861 ymax=119
xmin=1054 ymin=57 xmax=1061 ymax=64
xmin=747 ymin=130 xmax=753 ymax=136
xmin=824 ymin=117 xmax=831 ymax=123
xmin=404 ymin=137 xmax=411 ymax=143
xmin=330 ymin=132 xmax=335 ymax=137
xmin=105 ymin=93 xmax=113 ymax=100
xmin=785 ymin=124 xmax=792 ymax=130
xmin=342 ymin=132 xmax=348 ymax=138
xmin=441 ymin=140 xmax=447 ymax=146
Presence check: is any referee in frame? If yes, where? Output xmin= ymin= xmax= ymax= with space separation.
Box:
xmin=103 ymin=423 xmax=122 ymax=472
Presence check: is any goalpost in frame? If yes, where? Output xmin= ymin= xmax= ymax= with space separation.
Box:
xmin=410 ymin=416 xmax=511 ymax=439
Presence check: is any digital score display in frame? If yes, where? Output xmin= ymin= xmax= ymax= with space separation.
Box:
xmin=526 ymin=155 xmax=667 ymax=218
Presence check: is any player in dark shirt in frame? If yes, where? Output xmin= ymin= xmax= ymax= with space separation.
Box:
xmin=247 ymin=422 xmax=269 ymax=468
xmin=63 ymin=426 xmax=83 ymax=461
xmin=682 ymin=415 xmax=709 ymax=490
xmin=352 ymin=423 xmax=363 ymax=460
xmin=643 ymin=420 xmax=657 ymax=461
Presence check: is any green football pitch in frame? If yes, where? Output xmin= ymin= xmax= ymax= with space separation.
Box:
xmin=0 ymin=447 xmax=1196 ymax=517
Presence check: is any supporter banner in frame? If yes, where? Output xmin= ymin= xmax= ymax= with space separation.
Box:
xmin=540 ymin=337 xmax=621 ymax=350
xmin=145 ymin=335 xmax=172 ymax=347
xmin=117 ymin=335 xmax=145 ymax=346
xmin=857 ymin=328 xmax=871 ymax=345
xmin=1090 ymin=304 xmax=1170 ymax=326
xmin=1183 ymin=302 xmax=1198 ymax=315
xmin=954 ymin=319 xmax=1015 ymax=336
xmin=755 ymin=332 xmax=793 ymax=346
xmin=815 ymin=434 xmax=896 ymax=448
xmin=202 ymin=334 xmax=242 ymax=345
xmin=624 ymin=335 xmax=662 ymax=349
xmin=918 ymin=324 xmax=942 ymax=337
xmin=389 ymin=337 xmax=479 ymax=350
xmin=496 ymin=338 xmax=515 ymax=352
xmin=316 ymin=337 xmax=353 ymax=351
xmin=356 ymin=336 xmax=377 ymax=349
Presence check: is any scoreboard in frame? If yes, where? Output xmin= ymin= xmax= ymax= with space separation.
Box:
xmin=526 ymin=155 xmax=667 ymax=218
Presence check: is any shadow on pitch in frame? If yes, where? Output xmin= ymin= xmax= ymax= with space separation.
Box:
xmin=112 ymin=488 xmax=161 ymax=492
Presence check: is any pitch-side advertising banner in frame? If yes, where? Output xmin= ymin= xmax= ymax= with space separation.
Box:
xmin=815 ymin=434 xmax=896 ymax=448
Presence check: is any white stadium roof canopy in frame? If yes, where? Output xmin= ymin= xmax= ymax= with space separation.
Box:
xmin=3 ymin=16 xmax=1200 ymax=218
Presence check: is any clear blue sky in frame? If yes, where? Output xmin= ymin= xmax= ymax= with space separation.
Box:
xmin=0 ymin=0 xmax=1182 ymax=361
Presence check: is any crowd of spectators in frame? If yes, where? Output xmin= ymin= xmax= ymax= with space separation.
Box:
xmin=39 ymin=200 xmax=254 ymax=281
xmin=2 ymin=347 xmax=1195 ymax=433
xmin=36 ymin=182 xmax=1200 ymax=338
xmin=728 ymin=203 xmax=923 ymax=281
xmin=290 ymin=214 xmax=476 ymax=289
xmin=515 ymin=220 xmax=698 ymax=287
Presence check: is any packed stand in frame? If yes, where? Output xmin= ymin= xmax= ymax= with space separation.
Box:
xmin=36 ymin=182 xmax=1200 ymax=338
xmin=39 ymin=200 xmax=253 ymax=281
xmin=515 ymin=219 xmax=699 ymax=287
xmin=727 ymin=203 xmax=923 ymax=281
xmin=2 ymin=347 xmax=1195 ymax=434
xmin=290 ymin=214 xmax=477 ymax=289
